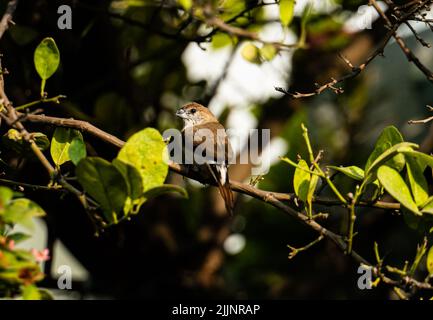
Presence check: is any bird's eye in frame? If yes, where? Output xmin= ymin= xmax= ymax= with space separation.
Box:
xmin=190 ymin=108 xmax=197 ymax=114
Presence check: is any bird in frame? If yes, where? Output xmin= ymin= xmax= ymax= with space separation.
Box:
xmin=175 ymin=102 xmax=234 ymax=215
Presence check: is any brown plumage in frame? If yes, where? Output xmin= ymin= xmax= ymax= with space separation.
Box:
xmin=176 ymin=102 xmax=234 ymax=215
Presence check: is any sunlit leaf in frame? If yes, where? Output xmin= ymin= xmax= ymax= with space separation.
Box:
xmin=3 ymin=199 xmax=46 ymax=230
xmin=406 ymin=157 xmax=428 ymax=206
xmin=401 ymin=150 xmax=433 ymax=170
xmin=117 ymin=128 xmax=168 ymax=193
xmin=34 ymin=37 xmax=60 ymax=95
xmin=293 ymin=159 xmax=310 ymax=202
xmin=377 ymin=165 xmax=420 ymax=216
xmin=365 ymin=126 xmax=407 ymax=173
xmin=178 ymin=0 xmax=192 ymax=10
xmin=279 ymin=0 xmax=295 ymax=27
xmin=365 ymin=142 xmax=418 ymax=177
xmin=0 ymin=186 xmax=14 ymax=210
xmin=328 ymin=165 xmax=364 ymax=181
xmin=307 ymin=169 xmax=319 ymax=207
xmin=421 ymin=196 xmax=433 ymax=215
xmin=211 ymin=33 xmax=234 ymax=50
xmin=50 ymin=128 xmax=83 ymax=166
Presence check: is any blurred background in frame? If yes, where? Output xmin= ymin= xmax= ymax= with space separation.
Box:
xmin=1 ymin=0 xmax=433 ymax=299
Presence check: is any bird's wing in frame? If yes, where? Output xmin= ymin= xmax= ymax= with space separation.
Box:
xmin=190 ymin=122 xmax=233 ymax=164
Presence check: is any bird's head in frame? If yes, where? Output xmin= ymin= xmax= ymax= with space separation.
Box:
xmin=176 ymin=102 xmax=218 ymax=127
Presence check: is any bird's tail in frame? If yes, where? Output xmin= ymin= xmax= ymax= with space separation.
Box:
xmin=206 ymin=163 xmax=234 ymax=215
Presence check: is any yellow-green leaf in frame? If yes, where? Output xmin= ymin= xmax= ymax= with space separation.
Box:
xmin=406 ymin=157 xmax=428 ymax=206
xmin=365 ymin=142 xmax=418 ymax=177
xmin=3 ymin=199 xmax=46 ymax=230
xmin=117 ymin=128 xmax=168 ymax=193
xmin=365 ymin=126 xmax=406 ymax=172
xmin=34 ymin=37 xmax=60 ymax=95
xmin=34 ymin=37 xmax=60 ymax=80
xmin=50 ymin=128 xmax=83 ymax=166
xmin=328 ymin=165 xmax=364 ymax=181
xmin=293 ymin=159 xmax=310 ymax=202
xmin=377 ymin=165 xmax=420 ymax=216
xmin=279 ymin=0 xmax=295 ymax=27
xmin=178 ymin=0 xmax=192 ymax=10
xmin=401 ymin=150 xmax=433 ymax=170
xmin=307 ymin=169 xmax=319 ymax=206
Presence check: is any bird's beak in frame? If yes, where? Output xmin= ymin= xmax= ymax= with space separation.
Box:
xmin=176 ymin=108 xmax=187 ymax=119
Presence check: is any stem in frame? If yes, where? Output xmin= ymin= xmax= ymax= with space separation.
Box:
xmin=40 ymin=79 xmax=46 ymax=98
xmin=15 ymin=95 xmax=66 ymax=111
xmin=347 ymin=180 xmax=367 ymax=254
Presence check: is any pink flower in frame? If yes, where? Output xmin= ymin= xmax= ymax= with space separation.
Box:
xmin=8 ymin=240 xmax=15 ymax=250
xmin=31 ymin=248 xmax=50 ymax=262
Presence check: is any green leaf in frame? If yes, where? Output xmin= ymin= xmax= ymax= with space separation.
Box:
xmin=143 ymin=184 xmax=188 ymax=200
xmin=3 ymin=199 xmax=46 ymax=230
xmin=76 ymin=157 xmax=128 ymax=223
xmin=279 ymin=0 xmax=295 ymax=27
xmin=365 ymin=142 xmax=418 ymax=178
xmin=427 ymin=246 xmax=433 ymax=275
xmin=401 ymin=150 xmax=433 ymax=170
xmin=0 ymin=186 xmax=14 ymax=210
xmin=307 ymin=169 xmax=319 ymax=207
xmin=112 ymin=159 xmax=143 ymax=200
xmin=34 ymin=37 xmax=60 ymax=80
xmin=7 ymin=232 xmax=31 ymax=244
xmin=117 ymin=128 xmax=168 ymax=193
xmin=211 ymin=33 xmax=234 ymax=50
xmin=365 ymin=126 xmax=407 ymax=173
xmin=421 ymin=196 xmax=433 ymax=215
xmin=68 ymin=137 xmax=87 ymax=165
xmin=328 ymin=165 xmax=364 ymax=181
xmin=377 ymin=165 xmax=420 ymax=216
xmin=293 ymin=159 xmax=310 ymax=202
xmin=50 ymin=128 xmax=83 ymax=166
xmin=178 ymin=0 xmax=192 ymax=10
xmin=406 ymin=157 xmax=428 ymax=206
xmin=34 ymin=37 xmax=60 ymax=95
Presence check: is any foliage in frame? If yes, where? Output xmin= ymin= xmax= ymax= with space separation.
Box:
xmin=0 ymin=186 xmax=50 ymax=300
xmin=1 ymin=0 xmax=433 ymax=300
xmin=283 ymin=124 xmax=433 ymax=296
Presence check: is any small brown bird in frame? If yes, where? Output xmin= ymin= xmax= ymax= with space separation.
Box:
xmin=176 ymin=102 xmax=234 ymax=215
